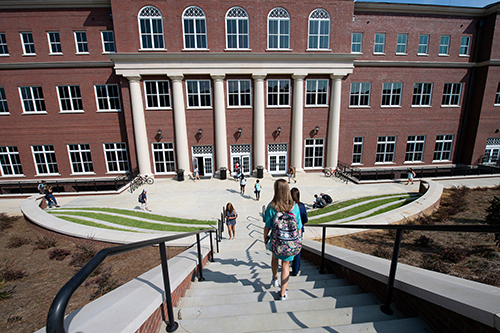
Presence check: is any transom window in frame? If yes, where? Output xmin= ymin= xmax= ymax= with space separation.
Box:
xmin=412 ymin=83 xmax=433 ymax=106
xmin=57 ymin=85 xmax=83 ymax=112
xmin=145 ymin=80 xmax=171 ymax=109
xmin=441 ymin=83 xmax=461 ymax=106
xmin=382 ymin=82 xmax=402 ymax=106
xmin=418 ymin=35 xmax=429 ymax=55
xmin=433 ymin=135 xmax=453 ymax=161
xmin=304 ymin=138 xmax=324 ymax=169
xmin=460 ymin=36 xmax=470 ymax=56
xmin=48 ymin=31 xmax=62 ymax=54
xmin=405 ymin=135 xmax=425 ymax=162
xmin=21 ymin=32 xmax=36 ymax=55
xmin=152 ymin=142 xmax=176 ymax=174
xmin=374 ymin=33 xmax=385 ymax=54
xmin=68 ymin=144 xmax=94 ymax=174
xmin=183 ymin=6 xmax=207 ymax=49
xmin=32 ymin=145 xmax=58 ymax=175
xmin=104 ymin=142 xmax=129 ymax=172
xmin=268 ymin=7 xmax=290 ymax=50
xmin=74 ymin=31 xmax=88 ymax=53
xmin=396 ymin=34 xmax=407 ymax=54
xmin=0 ymin=146 xmax=23 ymax=176
xmin=306 ymin=79 xmax=328 ymax=106
xmin=19 ymin=86 xmax=46 ymax=113
xmin=495 ymin=82 xmax=500 ymax=106
xmin=186 ymin=80 xmax=211 ymax=108
xmin=0 ymin=33 xmax=8 ymax=55
xmin=95 ymin=84 xmax=121 ymax=111
xmin=308 ymin=9 xmax=330 ymax=50
xmin=267 ymin=79 xmax=290 ymax=106
xmin=101 ymin=31 xmax=116 ymax=53
xmin=483 ymin=138 xmax=500 ymax=165
xmin=351 ymin=33 xmax=362 ymax=53
xmin=226 ymin=7 xmax=249 ymax=49
xmin=0 ymin=87 xmax=8 ymax=113
xmin=439 ymin=35 xmax=450 ymax=55
xmin=139 ymin=6 xmax=165 ymax=50
xmin=352 ymin=137 xmax=364 ymax=164
xmin=227 ymin=80 xmax=251 ymax=107
xmin=376 ymin=136 xmax=396 ymax=163
xmin=350 ymin=82 xmax=371 ymax=107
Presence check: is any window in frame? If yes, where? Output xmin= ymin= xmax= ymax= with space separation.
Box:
xmin=227 ymin=80 xmax=251 ymax=107
xmin=186 ymin=80 xmax=211 ymax=108
xmin=396 ymin=34 xmax=407 ymax=54
xmin=460 ymin=36 xmax=470 ymax=56
xmin=376 ymin=136 xmax=396 ymax=163
xmin=483 ymin=138 xmax=500 ymax=165
xmin=101 ymin=31 xmax=116 ymax=53
xmin=418 ymin=35 xmax=429 ymax=55
xmin=21 ymin=32 xmax=35 ymax=55
xmin=351 ymin=33 xmax=362 ymax=53
xmin=405 ymin=135 xmax=425 ymax=162
xmin=433 ymin=135 xmax=453 ymax=161
xmin=183 ymin=6 xmax=207 ymax=49
xmin=19 ymin=86 xmax=46 ymax=113
xmin=57 ymin=86 xmax=83 ymax=112
xmin=0 ymin=146 xmax=23 ymax=176
xmin=95 ymin=84 xmax=120 ymax=111
xmin=374 ymin=33 xmax=385 ymax=54
xmin=268 ymin=7 xmax=290 ymax=50
xmin=441 ymin=83 xmax=461 ymax=106
xmin=382 ymin=82 xmax=402 ymax=106
xmin=48 ymin=31 xmax=62 ymax=54
xmin=267 ymin=79 xmax=290 ymax=106
xmin=306 ymin=79 xmax=328 ymax=106
xmin=104 ymin=143 xmax=129 ymax=172
xmin=226 ymin=7 xmax=249 ymax=49
xmin=412 ymin=83 xmax=433 ymax=106
xmin=308 ymin=9 xmax=330 ymax=50
xmin=152 ymin=142 xmax=176 ymax=173
xmin=304 ymin=138 xmax=324 ymax=169
xmin=145 ymin=81 xmax=170 ymax=109
xmin=0 ymin=87 xmax=8 ymax=113
xmin=74 ymin=31 xmax=88 ymax=53
xmin=439 ymin=35 xmax=450 ymax=55
xmin=68 ymin=144 xmax=94 ymax=174
xmin=495 ymin=82 xmax=500 ymax=105
xmin=0 ymin=33 xmax=8 ymax=55
xmin=352 ymin=137 xmax=363 ymax=164
xmin=349 ymin=82 xmax=371 ymax=107
xmin=32 ymin=145 xmax=58 ymax=175
xmin=139 ymin=6 xmax=164 ymax=50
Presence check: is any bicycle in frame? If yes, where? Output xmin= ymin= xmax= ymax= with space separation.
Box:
xmin=129 ymin=175 xmax=154 ymax=193
xmin=323 ymin=167 xmax=337 ymax=177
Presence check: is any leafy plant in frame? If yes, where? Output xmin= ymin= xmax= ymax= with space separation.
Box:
xmin=371 ymin=247 xmax=392 ymax=259
xmin=441 ymin=246 xmax=468 ymax=263
xmin=414 ymin=235 xmax=434 ymax=247
xmin=33 ymin=236 xmax=57 ymax=250
xmin=0 ymin=280 xmax=16 ymax=300
xmin=0 ymin=260 xmax=29 ymax=281
xmin=49 ymin=248 xmax=71 ymax=261
xmin=85 ymin=268 xmax=121 ymax=300
xmin=485 ymin=196 xmax=500 ymax=247
xmin=6 ymin=236 xmax=31 ymax=248
xmin=0 ymin=213 xmax=16 ymax=232
xmin=70 ymin=243 xmax=97 ymax=268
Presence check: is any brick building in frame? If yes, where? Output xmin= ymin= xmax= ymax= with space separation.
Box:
xmin=0 ymin=0 xmax=499 ymax=183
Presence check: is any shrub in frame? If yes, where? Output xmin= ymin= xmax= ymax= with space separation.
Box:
xmin=85 ymin=268 xmax=121 ymax=300
xmin=414 ymin=213 xmax=434 ymax=225
xmin=70 ymin=243 xmax=97 ymax=268
xmin=441 ymin=246 xmax=468 ymax=263
xmin=420 ymin=254 xmax=449 ymax=273
xmin=33 ymin=236 xmax=57 ymax=250
xmin=49 ymin=248 xmax=71 ymax=261
xmin=447 ymin=185 xmax=470 ymax=215
xmin=7 ymin=315 xmax=22 ymax=323
xmin=485 ymin=196 xmax=500 ymax=247
xmin=0 ymin=280 xmax=16 ymax=300
xmin=414 ymin=235 xmax=434 ymax=247
xmin=6 ymin=236 xmax=31 ymax=248
xmin=0 ymin=213 xmax=16 ymax=232
xmin=0 ymin=261 xmax=29 ymax=281
xmin=371 ymin=247 xmax=392 ymax=259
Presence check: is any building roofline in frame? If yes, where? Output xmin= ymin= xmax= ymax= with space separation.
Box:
xmin=0 ymin=0 xmax=110 ymax=9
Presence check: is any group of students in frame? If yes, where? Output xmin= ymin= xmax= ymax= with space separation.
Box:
xmin=37 ymin=180 xmax=60 ymax=208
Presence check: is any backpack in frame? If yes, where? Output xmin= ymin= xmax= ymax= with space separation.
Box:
xmin=322 ymin=194 xmax=333 ymax=204
xmin=271 ymin=211 xmax=301 ymax=257
xmin=138 ymin=194 xmax=144 ymax=203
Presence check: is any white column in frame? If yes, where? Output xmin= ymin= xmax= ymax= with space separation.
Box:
xmin=291 ymin=74 xmax=306 ymax=172
xmin=169 ymin=74 xmax=190 ymax=173
xmin=253 ymin=73 xmax=267 ymax=172
xmin=211 ymin=74 xmax=228 ymax=172
xmin=125 ymin=75 xmax=152 ymax=176
xmin=326 ymin=75 xmax=343 ymax=169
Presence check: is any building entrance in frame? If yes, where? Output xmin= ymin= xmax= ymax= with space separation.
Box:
xmin=192 ymin=145 xmax=213 ymax=176
xmin=268 ymin=143 xmax=287 ymax=174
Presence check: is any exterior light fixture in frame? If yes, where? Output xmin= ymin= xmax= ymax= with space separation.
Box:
xmin=155 ymin=129 xmax=163 ymax=141
xmin=314 ymin=126 xmax=320 ymax=135
xmin=238 ymin=127 xmax=242 ymax=134
xmin=277 ymin=126 xmax=282 ymax=136
xmin=198 ymin=128 xmax=203 ymax=138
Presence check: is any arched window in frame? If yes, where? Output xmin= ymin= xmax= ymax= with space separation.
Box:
xmin=183 ymin=6 xmax=207 ymax=49
xmin=226 ymin=7 xmax=249 ymax=49
xmin=268 ymin=8 xmax=290 ymax=50
xmin=308 ymin=9 xmax=330 ymax=50
xmin=138 ymin=6 xmax=164 ymax=50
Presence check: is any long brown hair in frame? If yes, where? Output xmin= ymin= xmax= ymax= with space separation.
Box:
xmin=226 ymin=202 xmax=234 ymax=213
xmin=270 ymin=179 xmax=294 ymax=212
xmin=290 ymin=187 xmax=300 ymax=205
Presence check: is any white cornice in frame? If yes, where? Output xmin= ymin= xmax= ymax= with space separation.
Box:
xmin=0 ymin=61 xmax=113 ymax=70
xmin=0 ymin=0 xmax=110 ymax=9
xmin=354 ymin=60 xmax=475 ymax=68
xmin=354 ymin=2 xmax=492 ymax=17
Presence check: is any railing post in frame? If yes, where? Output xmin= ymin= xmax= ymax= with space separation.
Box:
xmin=196 ymin=233 xmax=205 ymax=281
xmin=159 ymin=242 xmax=179 ymax=332
xmin=380 ymin=228 xmax=403 ymax=315
xmin=209 ymin=231 xmax=214 ymax=262
xmin=319 ymin=226 xmax=326 ymax=274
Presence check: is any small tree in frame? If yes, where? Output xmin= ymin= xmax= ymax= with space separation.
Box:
xmin=485 ymin=196 xmax=500 ymax=247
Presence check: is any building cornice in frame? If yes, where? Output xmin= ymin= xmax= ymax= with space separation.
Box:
xmin=354 ymin=60 xmax=475 ymax=68
xmin=0 ymin=61 xmax=113 ymax=70
xmin=354 ymin=2 xmax=496 ymax=17
xmin=0 ymin=0 xmax=110 ymax=9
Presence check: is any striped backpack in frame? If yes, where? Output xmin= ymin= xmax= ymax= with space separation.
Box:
xmin=271 ymin=211 xmax=301 ymax=257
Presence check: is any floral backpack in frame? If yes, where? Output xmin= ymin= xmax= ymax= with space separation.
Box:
xmin=271 ymin=211 xmax=301 ymax=257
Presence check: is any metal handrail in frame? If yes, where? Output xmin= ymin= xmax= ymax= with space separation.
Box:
xmin=46 ymin=228 xmax=217 ymax=333
xmin=307 ymin=223 xmax=500 ymax=315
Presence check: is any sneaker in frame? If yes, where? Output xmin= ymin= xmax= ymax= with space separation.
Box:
xmin=271 ymin=278 xmax=279 ymax=287
xmin=280 ymin=291 xmax=288 ymax=301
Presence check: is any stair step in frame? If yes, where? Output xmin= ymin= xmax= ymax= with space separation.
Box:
xmin=201 ymin=265 xmax=324 ymax=279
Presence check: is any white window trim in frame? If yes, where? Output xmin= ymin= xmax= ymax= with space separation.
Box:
xmin=381 ymin=82 xmax=402 ymax=107
xmin=20 ymin=32 xmax=36 ymax=56
xmin=67 ymin=144 xmax=95 ymax=175
xmin=351 ymin=32 xmax=362 ymax=54
xmin=267 ymin=7 xmax=291 ymax=51
xmin=373 ymin=33 xmax=385 ymax=55
xmin=405 ymin=135 xmax=426 ymax=162
xmin=103 ymin=143 xmax=129 ymax=173
xmin=152 ymin=142 xmax=176 ymax=175
xmin=31 ymin=145 xmax=59 ymax=176
xmin=225 ymin=7 xmax=250 ymax=50
xmin=0 ymin=33 xmax=9 ymax=56
xmin=182 ymin=6 xmax=209 ymax=50
xmin=47 ymin=31 xmax=63 ymax=55
xmin=57 ymin=85 xmax=84 ymax=113
xmin=375 ymin=136 xmax=396 ymax=164
xmin=459 ymin=36 xmax=471 ymax=57
xmin=101 ymin=30 xmax=116 ymax=54
xmin=412 ymin=82 xmax=433 ymax=107
xmin=417 ymin=34 xmax=429 ymax=55
xmin=396 ymin=33 xmax=408 ymax=55
xmin=349 ymin=82 xmax=371 ymax=107
xmin=144 ymin=80 xmax=172 ymax=110
xmin=0 ymin=146 xmax=24 ymax=176
xmin=74 ymin=31 xmax=89 ymax=54
xmin=266 ymin=79 xmax=291 ymax=107
xmin=94 ymin=84 xmax=121 ymax=112
xmin=19 ymin=86 xmax=46 ymax=114
xmin=495 ymin=82 xmax=500 ymax=106
xmin=304 ymin=138 xmax=324 ymax=170
xmin=438 ymin=35 xmax=450 ymax=56
xmin=307 ymin=8 xmax=330 ymax=51
xmin=138 ymin=6 xmax=166 ymax=51
xmin=186 ymin=80 xmax=212 ymax=109
xmin=227 ymin=79 xmax=252 ymax=108
xmin=441 ymin=83 xmax=462 ymax=107
xmin=432 ymin=135 xmax=453 ymax=162
xmin=305 ymin=79 xmax=329 ymax=107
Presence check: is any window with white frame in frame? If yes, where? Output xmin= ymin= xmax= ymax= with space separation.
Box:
xmin=21 ymin=32 xmax=35 ymax=55
xmin=19 ymin=86 xmax=46 ymax=113
xmin=186 ymin=80 xmax=211 ymax=108
xmin=95 ymin=84 xmax=120 ymax=111
xmin=396 ymin=34 xmax=407 ymax=54
xmin=68 ymin=144 xmax=94 ymax=174
xmin=57 ymin=86 xmax=83 ymax=112
xmin=0 ymin=87 xmax=8 ymax=113
xmin=352 ymin=137 xmax=363 ymax=164
xmin=0 ymin=33 xmax=8 ymax=55
xmin=268 ymin=7 xmax=290 ymax=50
xmin=145 ymin=80 xmax=170 ymax=109
xmin=433 ymin=135 xmax=453 ymax=161
xmin=495 ymin=82 xmax=500 ymax=105
xmin=104 ymin=142 xmax=129 ymax=172
xmin=412 ymin=83 xmax=433 ymax=106
xmin=227 ymin=80 xmax=251 ymax=107
xmin=226 ymin=7 xmax=249 ymax=49
xmin=351 ymin=33 xmax=362 ymax=53
xmin=139 ymin=6 xmax=165 ymax=50
xmin=382 ymin=82 xmax=402 ymax=106
xmin=183 ymin=6 xmax=207 ymax=49
xmin=48 ymin=31 xmax=62 ymax=54
xmin=308 ymin=8 xmax=330 ymax=50
xmin=374 ymin=33 xmax=385 ymax=54
xmin=152 ymin=142 xmax=176 ymax=173
xmin=350 ymin=82 xmax=371 ymax=107
xmin=376 ymin=136 xmax=396 ymax=163
xmin=306 ymin=79 xmax=328 ymax=106
xmin=439 ymin=35 xmax=450 ymax=55
xmin=483 ymin=138 xmax=500 ymax=165
xmin=304 ymin=138 xmax=324 ymax=169
xmin=101 ymin=31 xmax=116 ymax=53
xmin=32 ymin=145 xmax=58 ymax=175
xmin=441 ymin=83 xmax=461 ymax=106
xmin=418 ymin=35 xmax=429 ymax=55
xmin=460 ymin=36 xmax=470 ymax=56
xmin=74 ymin=31 xmax=88 ymax=53
xmin=267 ymin=79 xmax=290 ymax=106
xmin=405 ymin=135 xmax=425 ymax=162
xmin=0 ymin=146 xmax=23 ymax=176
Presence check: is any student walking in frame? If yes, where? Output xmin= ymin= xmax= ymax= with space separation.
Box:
xmin=240 ymin=174 xmax=246 ymax=195
xmin=138 ymin=189 xmax=151 ymax=211
xmin=254 ymin=180 xmax=261 ymax=201
xmin=290 ymin=187 xmax=308 ymax=276
xmin=406 ymin=168 xmax=416 ymax=185
xmin=225 ymin=202 xmax=237 ymax=240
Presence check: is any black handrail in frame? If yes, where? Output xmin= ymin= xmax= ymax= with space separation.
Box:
xmin=307 ymin=223 xmax=500 ymax=315
xmin=46 ymin=228 xmax=216 ymax=333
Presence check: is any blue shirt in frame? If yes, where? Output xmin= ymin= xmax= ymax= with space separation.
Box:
xmin=264 ymin=203 xmax=303 ymax=261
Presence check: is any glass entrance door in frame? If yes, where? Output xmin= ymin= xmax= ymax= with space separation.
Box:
xmin=268 ymin=143 xmax=287 ymax=174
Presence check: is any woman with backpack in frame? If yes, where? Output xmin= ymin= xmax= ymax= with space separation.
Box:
xmin=290 ymin=187 xmax=308 ymax=276
xmin=263 ymin=179 xmax=303 ymax=301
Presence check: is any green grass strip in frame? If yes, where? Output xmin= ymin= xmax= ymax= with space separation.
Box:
xmin=350 ymin=198 xmax=417 ymax=221
xmin=52 ymin=215 xmax=136 ymax=232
